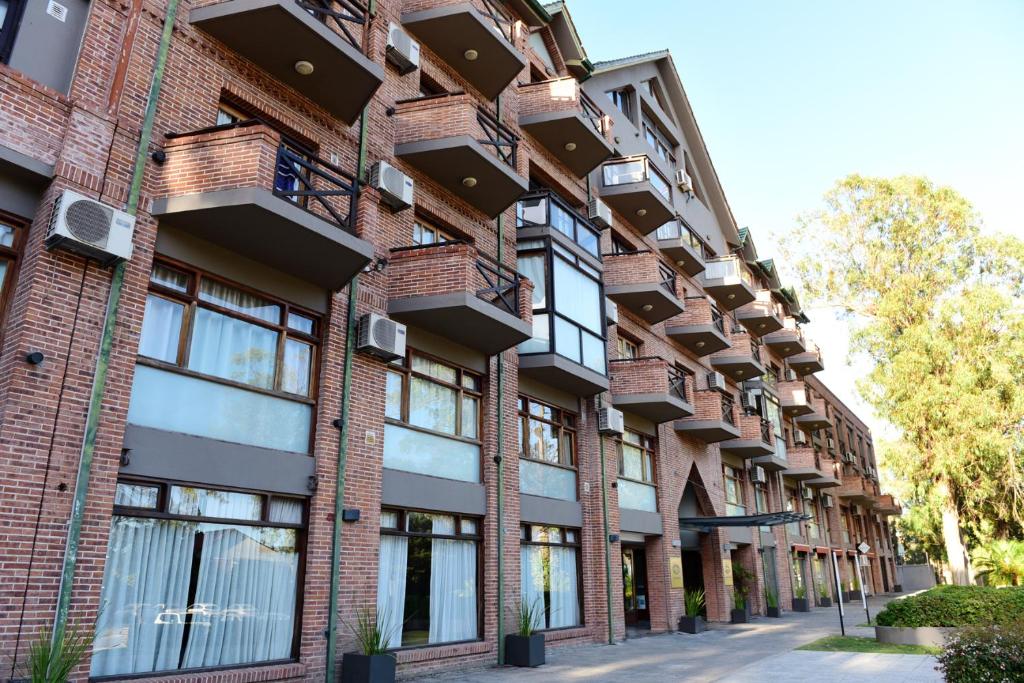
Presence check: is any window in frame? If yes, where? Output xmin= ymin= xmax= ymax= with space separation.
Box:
xmin=377 ymin=509 xmax=480 ymax=648
xmin=641 ymin=114 xmax=675 ymax=167
xmin=723 ymin=465 xmax=745 ymax=516
xmin=786 ymin=487 xmax=801 ymax=536
xmin=607 ymin=88 xmax=631 ymax=119
xmin=754 ymin=481 xmax=769 ymax=515
xmin=840 ymin=506 xmax=851 ymax=544
xmin=610 ymin=232 xmax=635 ymax=255
xmin=805 ymin=498 xmax=820 ymax=539
xmin=215 ymin=102 xmax=248 ymax=127
xmin=520 ymin=525 xmax=581 ymax=630
xmin=384 ymin=351 xmax=482 ymax=482
xmin=618 ymin=430 xmax=656 ymax=512
xmin=518 ymin=396 xmax=577 ymax=501
xmin=0 ymin=217 xmax=23 ymax=336
xmin=412 ymin=218 xmax=456 ymax=246
xmin=616 ymin=334 xmax=640 ymax=360
xmin=516 ymin=191 xmax=600 ymax=257
xmin=0 ymin=0 xmax=26 ymax=63
xmin=90 ymin=481 xmax=304 ymax=677
xmin=129 ymin=261 xmax=319 ymax=453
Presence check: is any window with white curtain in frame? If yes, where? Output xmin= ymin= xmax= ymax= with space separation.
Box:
xmin=90 ymin=481 xmax=304 ymax=677
xmin=383 ymin=350 xmax=482 ymax=482
xmin=376 ymin=509 xmax=480 ymax=649
xmin=520 ymin=525 xmax=581 ymax=630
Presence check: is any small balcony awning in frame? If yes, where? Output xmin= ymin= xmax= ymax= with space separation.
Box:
xmin=679 ymin=511 xmax=810 ymax=533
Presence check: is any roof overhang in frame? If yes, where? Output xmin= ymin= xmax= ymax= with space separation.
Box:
xmin=679 ymin=511 xmax=810 ymax=532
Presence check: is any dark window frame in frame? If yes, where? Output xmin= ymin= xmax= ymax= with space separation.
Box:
xmin=519 ymin=523 xmax=585 ymax=631
xmin=0 ymin=0 xmax=27 ymax=64
xmin=517 ymin=395 xmax=578 ymax=473
xmin=0 ymin=213 xmax=26 ymax=343
xmin=617 ymin=429 xmax=658 ymax=495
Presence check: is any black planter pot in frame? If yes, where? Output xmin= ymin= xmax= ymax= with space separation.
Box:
xmin=846 ymin=589 xmax=863 ymax=602
xmin=505 ymin=634 xmax=545 ymax=667
xmin=791 ymin=598 xmax=810 ymax=612
xmin=730 ymin=608 xmax=748 ymax=624
xmin=340 ymin=653 xmax=396 ymax=683
xmin=893 ymin=584 xmax=903 ymax=593
xmin=818 ymin=597 xmax=833 ymax=608
xmin=766 ymin=606 xmax=781 ymax=618
xmin=678 ymin=615 xmax=706 ymax=633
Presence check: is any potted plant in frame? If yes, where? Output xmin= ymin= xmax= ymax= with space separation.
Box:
xmin=18 ymin=622 xmax=93 ymax=683
xmin=505 ymin=599 xmax=545 ymax=667
xmin=847 ymin=575 xmax=862 ymax=602
xmin=764 ymin=587 xmax=781 ymax=618
xmin=818 ymin=585 xmax=832 ymax=608
xmin=730 ymin=590 xmax=749 ymax=623
xmin=341 ymin=610 xmax=396 ymax=683
xmin=729 ymin=561 xmax=754 ymax=623
xmin=678 ymin=588 xmax=706 ymax=633
xmin=792 ymin=585 xmax=810 ymax=612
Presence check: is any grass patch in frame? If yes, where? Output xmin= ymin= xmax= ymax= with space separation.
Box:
xmin=797 ymin=635 xmax=940 ymax=655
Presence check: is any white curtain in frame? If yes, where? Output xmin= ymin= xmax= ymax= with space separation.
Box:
xmin=548 ymin=546 xmax=580 ymax=628
xmin=181 ymin=526 xmax=297 ymax=668
xmin=553 ymin=256 xmax=600 ymax=333
xmin=377 ymin=534 xmax=409 ymax=649
xmin=517 ymin=253 xmax=547 ymax=308
xmin=188 ymin=308 xmax=277 ymax=390
xmin=520 ymin=545 xmax=546 ymax=631
xmin=428 ymin=516 xmax=477 ymax=643
xmin=138 ymin=295 xmax=183 ymax=363
xmin=90 ymin=518 xmax=195 ymax=677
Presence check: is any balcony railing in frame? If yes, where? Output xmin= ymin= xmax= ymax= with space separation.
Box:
xmin=579 ymin=90 xmax=610 ymax=136
xmin=759 ymin=418 xmax=772 ymax=444
xmin=478 ymin=0 xmax=514 ymax=42
xmin=602 ymin=155 xmax=671 ymax=202
xmin=751 ymin=336 xmax=763 ymax=364
xmin=298 ymin=0 xmax=367 ymax=49
xmin=655 ymin=219 xmax=705 ymax=258
xmin=711 ymin=304 xmax=726 ymax=334
xmin=722 ymin=396 xmax=736 ymax=426
xmin=658 ymin=261 xmax=678 ymax=296
xmin=273 ymin=142 xmax=359 ymax=232
xmin=668 ymin=366 xmax=688 ymax=402
xmin=516 ymin=190 xmax=601 ymax=258
xmin=704 ymin=255 xmax=754 ymax=287
xmin=477 ymin=106 xmax=517 ymax=167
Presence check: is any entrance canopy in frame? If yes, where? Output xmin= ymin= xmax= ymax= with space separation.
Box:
xmin=678 ymin=512 xmax=809 ymax=533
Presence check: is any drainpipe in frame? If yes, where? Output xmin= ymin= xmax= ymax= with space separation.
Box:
xmin=588 ymin=175 xmax=614 ymax=645
xmin=495 ymin=93 xmax=506 ymax=667
xmin=326 ymin=4 xmax=375 ymax=679
xmin=50 ymin=0 xmax=180 ymax=655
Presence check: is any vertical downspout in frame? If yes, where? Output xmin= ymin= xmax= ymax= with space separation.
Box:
xmin=588 ymin=175 xmax=614 ymax=645
xmin=51 ymin=0 xmax=180 ymax=652
xmin=494 ymin=93 xmax=506 ymax=667
xmin=326 ymin=3 xmax=375 ymax=679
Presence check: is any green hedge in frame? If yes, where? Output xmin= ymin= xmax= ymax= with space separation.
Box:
xmin=875 ymin=585 xmax=1024 ymax=627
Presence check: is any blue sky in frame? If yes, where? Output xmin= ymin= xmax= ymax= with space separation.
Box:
xmin=569 ymin=0 xmax=1024 ymax=435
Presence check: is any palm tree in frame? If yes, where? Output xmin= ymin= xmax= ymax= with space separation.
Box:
xmin=971 ymin=540 xmax=1024 ymax=586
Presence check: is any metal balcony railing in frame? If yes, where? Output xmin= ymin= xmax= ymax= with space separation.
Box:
xmin=478 ymin=0 xmax=514 ymax=43
xmin=668 ymin=366 xmax=688 ymax=402
xmin=579 ymin=90 xmax=610 ymax=136
xmin=658 ymin=261 xmax=678 ymax=296
xmin=721 ymin=396 xmax=736 ymax=426
xmin=711 ymin=304 xmax=726 ymax=335
xmin=759 ymin=418 xmax=772 ymax=444
xmin=477 ymin=106 xmax=518 ymax=168
xmin=601 ymin=155 xmax=671 ymax=202
xmin=298 ymin=0 xmax=368 ymax=50
xmin=273 ymin=142 xmax=359 ymax=232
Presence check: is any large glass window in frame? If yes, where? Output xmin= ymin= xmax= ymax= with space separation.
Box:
xmin=0 ymin=218 xmax=23 ymax=338
xmin=90 ymin=481 xmax=304 ymax=677
xmin=840 ymin=506 xmax=852 ymax=544
xmin=723 ymin=465 xmax=745 ymax=516
xmin=805 ymin=497 xmax=820 ymax=540
xmin=517 ymin=241 xmax=605 ymax=375
xmin=384 ymin=351 xmax=482 ymax=482
xmin=618 ymin=430 xmax=657 ymax=512
xmin=518 ymin=397 xmax=577 ymax=501
xmin=520 ymin=525 xmax=582 ymax=631
xmin=641 ymin=114 xmax=676 ymax=167
xmin=786 ymin=487 xmax=801 ymax=536
xmin=517 ymin=193 xmax=600 ymax=257
xmin=377 ymin=509 xmax=480 ymax=649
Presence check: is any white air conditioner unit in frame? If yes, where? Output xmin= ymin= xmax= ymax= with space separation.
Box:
xmin=674 ymin=169 xmax=692 ymax=193
xmin=369 ymin=161 xmax=414 ymax=211
xmin=794 ymin=430 xmax=808 ymax=445
xmin=822 ymin=495 xmax=834 ymax=509
xmin=357 ymin=313 xmax=406 ymax=361
xmin=843 ymin=451 xmax=857 ymax=464
xmin=749 ymin=466 xmax=767 ymax=484
xmin=706 ymin=371 xmax=726 ymax=393
xmin=46 ymin=189 xmax=134 ymax=266
xmin=605 ymin=298 xmax=618 ymax=326
xmin=802 ymin=486 xmax=815 ymax=501
xmin=597 ymin=406 xmax=625 ymax=435
xmin=587 ymin=198 xmax=612 ymax=229
xmin=386 ymin=22 xmax=420 ymax=75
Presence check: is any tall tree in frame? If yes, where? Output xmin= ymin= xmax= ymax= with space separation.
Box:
xmin=783 ymin=175 xmax=1024 ymax=584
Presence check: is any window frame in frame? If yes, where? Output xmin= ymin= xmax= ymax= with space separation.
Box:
xmin=138 ymin=257 xmax=322 ymax=403
xmin=617 ymin=429 xmax=657 ymax=487
xmin=518 ymin=395 xmax=577 ymax=473
xmin=0 ymin=0 xmax=27 ymax=64
xmin=519 ymin=523 xmax=584 ymax=632
xmin=412 ymin=217 xmax=458 ymax=246
xmin=607 ymin=87 xmax=632 ymax=120
xmin=385 ymin=348 xmax=483 ymax=445
xmin=722 ymin=464 xmax=745 ymax=516
xmin=616 ymin=333 xmax=640 ymax=360
xmin=0 ymin=213 xmax=26 ymax=342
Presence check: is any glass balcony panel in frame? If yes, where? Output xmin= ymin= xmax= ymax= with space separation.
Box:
xmin=648 ymin=168 xmax=671 ymax=201
xmin=618 ymin=479 xmax=657 ymax=512
xmin=554 ymin=316 xmax=582 ymax=363
xmin=581 ymin=331 xmax=606 ymax=373
xmin=518 ymin=313 xmax=550 ymax=354
xmin=603 ymin=159 xmax=646 ymax=186
xmin=383 ymin=423 xmax=481 ymax=483
xmin=520 ymin=459 xmax=577 ymax=501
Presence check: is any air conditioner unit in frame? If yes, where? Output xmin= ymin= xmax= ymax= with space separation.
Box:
xmin=386 ymin=22 xmax=420 ymax=75
xmin=802 ymin=486 xmax=815 ymax=501
xmin=597 ymin=406 xmax=625 ymax=435
xmin=706 ymin=371 xmax=726 ymax=393
xmin=794 ymin=430 xmax=808 ymax=445
xmin=750 ymin=466 xmax=767 ymax=484
xmin=822 ymin=495 xmax=834 ymax=509
xmin=605 ymin=298 xmax=618 ymax=326
xmin=369 ymin=161 xmax=414 ymax=211
xmin=587 ymin=198 xmax=612 ymax=229
xmin=843 ymin=451 xmax=857 ymax=464
xmin=46 ymin=189 xmax=135 ymax=266
xmin=357 ymin=313 xmax=407 ymax=361
xmin=674 ymin=169 xmax=692 ymax=193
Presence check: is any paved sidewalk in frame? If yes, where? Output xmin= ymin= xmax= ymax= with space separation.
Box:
xmin=420 ymin=595 xmax=939 ymax=682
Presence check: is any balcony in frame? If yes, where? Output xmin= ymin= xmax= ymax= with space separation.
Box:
xmin=190 ymin=0 xmax=383 ymax=125
xmin=665 ymin=296 xmax=730 ymax=357
xmin=674 ymin=391 xmax=740 ymax=443
xmin=721 ymin=413 xmax=775 ymax=458
xmin=789 ymin=343 xmax=825 ymax=376
xmin=778 ymin=380 xmax=813 ymax=416
xmin=518 ymin=78 xmax=614 ymax=177
xmin=875 ymin=494 xmax=902 ymax=516
xmin=763 ymin=318 xmax=807 ymax=358
xmin=795 ymin=392 xmax=831 ymax=431
xmin=604 ymin=251 xmax=684 ymax=325
xmin=710 ymin=328 xmax=765 ymax=381
xmin=151 ymin=122 xmax=372 ymax=290
xmin=394 ymin=93 xmax=528 ymax=218
xmin=610 ymin=358 xmax=693 ymax=423
xmin=597 ymin=156 xmax=674 ymax=234
xmin=837 ymin=475 xmax=876 ymax=507
xmin=702 ymin=256 xmax=756 ymax=310
xmin=387 ymin=242 xmax=532 ymax=355
xmin=516 ymin=190 xmax=602 ymax=265
xmin=735 ymin=290 xmax=784 ymax=336
xmin=655 ymin=219 xmax=706 ymax=277
xmin=402 ymin=0 xmax=526 ymax=100
xmin=785 ymin=446 xmax=832 ymax=482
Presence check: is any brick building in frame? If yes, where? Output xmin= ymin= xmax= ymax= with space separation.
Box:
xmin=0 ymin=0 xmax=900 ymax=680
